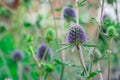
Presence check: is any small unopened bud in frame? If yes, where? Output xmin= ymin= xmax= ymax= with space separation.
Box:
xmin=62 ymin=6 xmax=76 ymax=22
xmin=107 ymin=26 xmax=116 ymax=38
xmin=45 ymin=29 xmax=54 ymax=42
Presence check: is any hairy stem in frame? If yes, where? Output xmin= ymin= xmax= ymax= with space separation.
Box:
xmin=97 ymin=62 xmax=103 ymax=80
xmin=107 ymin=38 xmax=112 ymax=80
xmin=89 ymin=54 xmax=93 ymax=73
xmin=17 ymin=62 xmax=23 ymax=80
xmin=76 ymin=45 xmax=88 ymax=76
xmin=29 ymin=46 xmax=41 ymax=68
xmin=41 ymin=47 xmax=48 ymax=63
xmin=44 ymin=72 xmax=48 ymax=80
xmin=0 ymin=49 xmax=11 ymax=78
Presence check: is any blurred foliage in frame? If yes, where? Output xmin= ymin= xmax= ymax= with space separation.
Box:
xmin=0 ymin=0 xmax=120 ymax=80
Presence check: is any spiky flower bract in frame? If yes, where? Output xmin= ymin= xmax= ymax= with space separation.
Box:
xmin=12 ymin=50 xmax=24 ymax=62
xmin=37 ymin=43 xmax=50 ymax=60
xmin=63 ymin=6 xmax=76 ymax=22
xmin=66 ymin=24 xmax=87 ymax=45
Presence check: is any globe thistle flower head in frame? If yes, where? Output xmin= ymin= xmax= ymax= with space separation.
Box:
xmin=12 ymin=50 xmax=24 ymax=62
xmin=37 ymin=43 xmax=50 ymax=60
xmin=66 ymin=25 xmax=87 ymax=45
xmin=63 ymin=6 xmax=76 ymax=22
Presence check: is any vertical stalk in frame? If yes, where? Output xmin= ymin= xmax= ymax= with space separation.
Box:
xmin=107 ymin=51 xmax=111 ymax=80
xmin=44 ymin=72 xmax=48 ymax=80
xmin=40 ymin=47 xmax=48 ymax=62
xmin=76 ymin=45 xmax=88 ymax=76
xmin=107 ymin=38 xmax=112 ymax=80
xmin=115 ymin=0 xmax=119 ymax=25
xmin=29 ymin=45 xmax=41 ymax=79
xmin=75 ymin=0 xmax=88 ymax=77
xmin=97 ymin=62 xmax=103 ymax=80
xmin=17 ymin=62 xmax=23 ymax=80
xmin=0 ymin=50 xmax=11 ymax=78
xmin=76 ymin=0 xmax=79 ymax=25
xmin=89 ymin=54 xmax=93 ymax=73
xmin=29 ymin=46 xmax=40 ymax=68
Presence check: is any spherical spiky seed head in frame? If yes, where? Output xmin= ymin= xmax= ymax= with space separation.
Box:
xmin=107 ymin=26 xmax=116 ymax=38
xmin=107 ymin=0 xmax=116 ymax=4
xmin=63 ymin=6 xmax=76 ymax=22
xmin=12 ymin=50 xmax=24 ymax=62
xmin=37 ymin=43 xmax=50 ymax=60
xmin=45 ymin=29 xmax=55 ymax=42
xmin=66 ymin=25 xmax=87 ymax=45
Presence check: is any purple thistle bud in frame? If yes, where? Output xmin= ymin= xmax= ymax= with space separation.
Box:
xmin=63 ymin=6 xmax=76 ymax=22
xmin=66 ymin=25 xmax=87 ymax=45
xmin=12 ymin=50 xmax=24 ymax=62
xmin=37 ymin=43 xmax=50 ymax=60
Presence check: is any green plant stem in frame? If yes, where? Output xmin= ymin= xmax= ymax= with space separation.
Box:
xmin=76 ymin=45 xmax=88 ymax=76
xmin=89 ymin=54 xmax=93 ymax=73
xmin=17 ymin=62 xmax=23 ymax=80
xmin=29 ymin=46 xmax=41 ymax=68
xmin=97 ymin=62 xmax=103 ymax=80
xmin=107 ymin=52 xmax=111 ymax=80
xmin=0 ymin=49 xmax=11 ymax=78
xmin=107 ymin=38 xmax=112 ymax=80
xmin=41 ymin=47 xmax=48 ymax=63
xmin=44 ymin=72 xmax=48 ymax=80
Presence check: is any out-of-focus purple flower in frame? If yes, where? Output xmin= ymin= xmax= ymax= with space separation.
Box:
xmin=66 ymin=24 xmax=87 ymax=45
xmin=102 ymin=14 xmax=111 ymax=22
xmin=37 ymin=43 xmax=50 ymax=60
xmin=12 ymin=50 xmax=24 ymax=61
xmin=63 ymin=6 xmax=76 ymax=22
